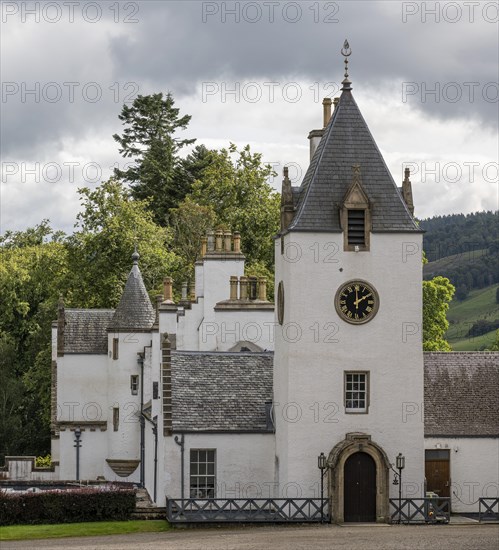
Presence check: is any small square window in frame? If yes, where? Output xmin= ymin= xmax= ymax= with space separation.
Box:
xmin=345 ymin=372 xmax=369 ymax=413
xmin=130 ymin=375 xmax=139 ymax=396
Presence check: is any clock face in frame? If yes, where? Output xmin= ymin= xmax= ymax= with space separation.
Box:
xmin=334 ymin=280 xmax=379 ymax=324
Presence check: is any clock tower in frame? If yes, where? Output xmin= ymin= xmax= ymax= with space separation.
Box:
xmin=273 ymin=44 xmax=425 ymax=522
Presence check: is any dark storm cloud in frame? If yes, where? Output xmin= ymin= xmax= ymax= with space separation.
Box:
xmin=108 ymin=1 xmax=498 ymax=123
xmin=1 ymin=1 xmax=497 ymax=168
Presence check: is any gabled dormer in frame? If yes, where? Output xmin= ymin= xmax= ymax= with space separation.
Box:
xmin=340 ymin=164 xmax=372 ymax=251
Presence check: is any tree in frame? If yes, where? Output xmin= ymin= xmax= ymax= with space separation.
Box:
xmin=179 ymin=144 xmax=214 ymax=189
xmin=113 ymin=93 xmax=195 ymax=223
xmin=169 ymin=197 xmax=217 ymax=281
xmin=66 ymin=178 xmax=181 ymax=308
xmin=496 ymin=286 xmax=499 ymax=304
xmin=422 ymin=276 xmax=455 ymax=351
xmin=487 ymin=329 xmax=499 ymax=351
xmin=0 ymin=229 xmax=69 ymax=460
xmin=187 ymin=144 xmax=280 ymax=269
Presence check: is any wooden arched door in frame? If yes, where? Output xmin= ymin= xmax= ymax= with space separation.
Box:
xmin=344 ymin=451 xmax=376 ymax=522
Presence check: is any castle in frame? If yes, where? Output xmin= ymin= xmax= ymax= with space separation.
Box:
xmin=37 ymin=55 xmax=499 ymax=521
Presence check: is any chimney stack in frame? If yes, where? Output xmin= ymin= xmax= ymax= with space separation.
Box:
xmin=323 ymin=97 xmax=332 ymax=127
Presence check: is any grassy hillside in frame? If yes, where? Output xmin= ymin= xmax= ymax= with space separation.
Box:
xmin=423 ymin=248 xmax=488 ymax=279
xmin=446 ymin=285 xmax=499 ymax=350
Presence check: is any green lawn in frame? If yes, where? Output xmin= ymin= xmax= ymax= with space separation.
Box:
xmin=0 ymin=520 xmax=170 ymax=541
xmin=446 ymin=285 xmax=499 ymax=350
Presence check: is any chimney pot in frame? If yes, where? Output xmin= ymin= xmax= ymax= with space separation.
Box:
xmin=215 ymin=229 xmax=223 ymax=252
xmin=239 ymin=276 xmax=249 ymax=300
xmin=230 ymin=276 xmax=238 ymax=300
xmin=258 ymin=277 xmax=267 ymax=301
xmin=200 ymin=236 xmax=208 ymax=257
xmin=233 ymin=232 xmax=241 ymax=254
xmin=207 ymin=230 xmax=215 ymax=252
xmin=224 ymin=231 xmax=232 ymax=252
xmin=163 ymin=277 xmax=173 ymax=302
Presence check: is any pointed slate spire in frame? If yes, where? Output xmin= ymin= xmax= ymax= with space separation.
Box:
xmin=286 ymin=43 xmax=420 ymax=234
xmin=109 ymin=250 xmax=156 ymax=331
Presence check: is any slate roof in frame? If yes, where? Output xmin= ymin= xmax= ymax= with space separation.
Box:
xmin=108 ymin=256 xmax=156 ymax=331
xmin=64 ymin=309 xmax=115 ymax=354
xmin=171 ymin=352 xmax=273 ymax=432
xmin=287 ymin=85 xmax=421 ymax=233
xmin=424 ymin=352 xmax=499 ymax=437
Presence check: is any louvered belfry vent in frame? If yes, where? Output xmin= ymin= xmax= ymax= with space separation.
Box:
xmin=347 ymin=209 xmax=365 ymax=245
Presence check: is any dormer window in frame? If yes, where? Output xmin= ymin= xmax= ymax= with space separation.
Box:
xmin=340 ymin=164 xmax=371 ymax=251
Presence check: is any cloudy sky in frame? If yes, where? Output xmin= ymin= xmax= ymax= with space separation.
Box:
xmin=1 ymin=0 xmax=498 ymax=234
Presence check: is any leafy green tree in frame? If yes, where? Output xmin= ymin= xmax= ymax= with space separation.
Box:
xmin=422 ymin=276 xmax=455 ymax=351
xmin=0 ymin=332 xmax=24 ymax=462
xmin=0 ymin=231 xmax=69 ymax=460
xmin=66 ymin=178 xmax=181 ymax=308
xmin=487 ymin=329 xmax=499 ymax=351
xmin=179 ymin=144 xmax=214 ymax=189
xmin=188 ymin=143 xmax=280 ymax=269
xmin=113 ymin=93 xmax=195 ymax=223
xmin=169 ymin=197 xmax=217 ymax=281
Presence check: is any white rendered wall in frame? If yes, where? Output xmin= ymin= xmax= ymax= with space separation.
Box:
xmin=106 ymin=331 xmax=151 ymax=465
xmin=161 ymin=434 xmax=275 ymax=500
xmin=274 ymin=232 xmax=425 ymax=498
xmin=200 ymin=309 xmax=275 ymax=352
xmin=58 ymin=429 xmax=107 ymax=480
xmin=203 ymin=257 xmax=245 ymax=310
xmin=56 ymin=355 xmax=108 ymax=421
xmin=425 ymin=437 xmax=499 ymax=513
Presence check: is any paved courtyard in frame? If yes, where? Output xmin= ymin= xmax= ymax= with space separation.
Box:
xmin=3 ymin=523 xmax=498 ymax=550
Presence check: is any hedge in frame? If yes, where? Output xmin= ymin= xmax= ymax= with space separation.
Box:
xmin=0 ymin=487 xmax=136 ymax=525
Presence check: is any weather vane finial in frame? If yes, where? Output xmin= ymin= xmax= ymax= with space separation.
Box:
xmin=341 ymin=39 xmax=352 ymax=91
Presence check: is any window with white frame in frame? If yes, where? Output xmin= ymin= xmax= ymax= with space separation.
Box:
xmin=190 ymin=449 xmax=216 ymax=498
xmin=345 ymin=372 xmax=369 ymax=413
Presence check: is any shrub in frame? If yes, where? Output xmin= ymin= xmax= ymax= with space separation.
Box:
xmin=0 ymin=487 xmax=136 ymax=526
xmin=35 ymin=455 xmax=52 ymax=468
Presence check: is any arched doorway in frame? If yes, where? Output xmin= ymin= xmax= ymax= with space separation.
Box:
xmin=344 ymin=452 xmax=376 ymax=522
xmin=327 ymin=433 xmax=390 ymax=523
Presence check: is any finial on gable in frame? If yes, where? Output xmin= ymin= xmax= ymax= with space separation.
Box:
xmin=132 ymin=247 xmax=140 ymax=265
xmin=341 ymin=39 xmax=352 ymax=91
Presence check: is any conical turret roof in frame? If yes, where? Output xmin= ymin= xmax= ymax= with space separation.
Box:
xmin=287 ymin=82 xmax=421 ymax=234
xmin=108 ymin=251 xmax=156 ymax=331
